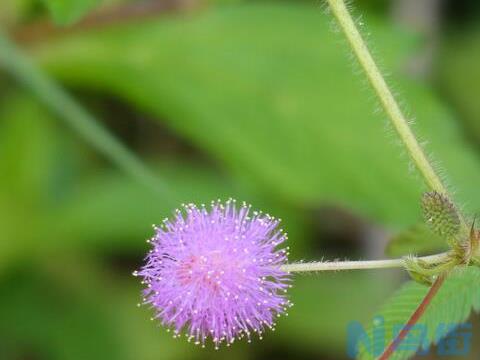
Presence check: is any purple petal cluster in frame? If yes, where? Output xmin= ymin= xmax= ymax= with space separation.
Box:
xmin=134 ymin=200 xmax=291 ymax=348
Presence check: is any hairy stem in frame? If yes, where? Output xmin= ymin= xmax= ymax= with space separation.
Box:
xmin=325 ymin=0 xmax=468 ymax=233
xmin=378 ymin=274 xmax=446 ymax=360
xmin=0 ymin=31 xmax=174 ymax=203
xmin=323 ymin=6 xmax=456 ymax=359
xmin=282 ymin=252 xmax=449 ymax=273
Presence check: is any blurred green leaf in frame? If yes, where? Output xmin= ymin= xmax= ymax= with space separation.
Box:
xmin=386 ymin=223 xmax=447 ymax=257
xmin=41 ymin=0 xmax=101 ymax=25
xmin=0 ymin=92 xmax=63 ymax=202
xmin=33 ymin=2 xmax=480 ymax=228
xmin=49 ymin=158 xmax=307 ymax=255
xmin=0 ymin=269 xmax=125 ymax=360
xmin=275 ymin=272 xmax=398 ymax=355
xmin=0 ymin=0 xmax=36 ymax=26
xmin=438 ymin=27 xmax=480 ymax=144
xmin=0 ymin=92 xmax=77 ymax=271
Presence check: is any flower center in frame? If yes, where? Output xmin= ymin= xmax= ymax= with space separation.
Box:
xmin=176 ymin=251 xmax=239 ymax=293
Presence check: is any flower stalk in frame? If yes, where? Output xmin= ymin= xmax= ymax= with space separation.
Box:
xmin=282 ymin=252 xmax=450 ymax=273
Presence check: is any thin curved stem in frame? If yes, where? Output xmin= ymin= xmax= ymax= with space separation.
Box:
xmin=325 ymin=0 xmax=468 ymax=234
xmin=0 ymin=31 xmax=174 ymax=204
xmin=281 ymin=252 xmax=449 ymax=273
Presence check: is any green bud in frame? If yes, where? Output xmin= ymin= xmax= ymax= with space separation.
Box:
xmin=422 ymin=191 xmax=460 ymax=239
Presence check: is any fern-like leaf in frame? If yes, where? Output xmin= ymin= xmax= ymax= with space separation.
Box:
xmin=355 ymin=267 xmax=480 ymax=360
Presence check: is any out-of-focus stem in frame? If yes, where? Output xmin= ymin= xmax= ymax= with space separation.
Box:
xmin=0 ymin=31 xmax=174 ymax=203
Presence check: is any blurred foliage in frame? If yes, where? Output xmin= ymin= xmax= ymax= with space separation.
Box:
xmin=1 ymin=1 xmax=480 ymax=360
xmin=386 ymin=224 xmax=447 ymax=257
xmin=32 ymin=2 xmax=480 ymax=228
xmin=41 ymin=0 xmax=102 ymax=25
xmin=438 ymin=26 xmax=480 ymax=146
xmin=0 ymin=0 xmax=36 ymax=26
xmin=0 ymin=91 xmax=309 ymax=262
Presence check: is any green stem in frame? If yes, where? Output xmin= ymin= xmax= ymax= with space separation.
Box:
xmin=0 ymin=31 xmax=174 ymax=203
xmin=281 ymin=252 xmax=449 ymax=273
xmin=325 ymin=0 xmax=468 ymax=233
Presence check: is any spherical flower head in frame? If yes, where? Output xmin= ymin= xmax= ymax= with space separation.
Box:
xmin=134 ymin=200 xmax=291 ymax=348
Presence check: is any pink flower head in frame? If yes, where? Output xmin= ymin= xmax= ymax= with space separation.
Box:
xmin=134 ymin=200 xmax=291 ymax=348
